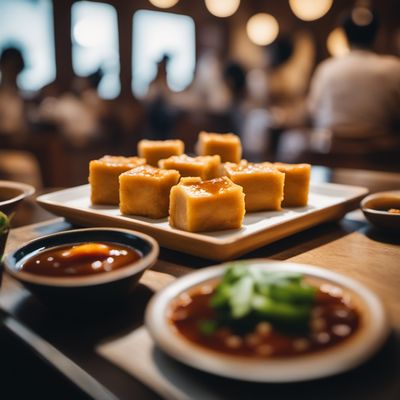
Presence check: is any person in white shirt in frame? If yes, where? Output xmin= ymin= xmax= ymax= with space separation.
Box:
xmin=277 ymin=8 xmax=400 ymax=162
xmin=0 ymin=46 xmax=26 ymax=136
xmin=308 ymin=8 xmax=400 ymax=151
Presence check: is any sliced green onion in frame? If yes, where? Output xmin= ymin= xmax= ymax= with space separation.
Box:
xmin=0 ymin=212 xmax=9 ymax=234
xmin=229 ymin=276 xmax=254 ymax=318
xmin=198 ymin=320 xmax=218 ymax=336
xmin=209 ymin=264 xmax=316 ymax=329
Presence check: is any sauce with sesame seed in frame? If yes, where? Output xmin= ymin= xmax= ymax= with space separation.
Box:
xmin=20 ymin=242 xmax=141 ymax=277
xmin=169 ymin=282 xmax=360 ymax=358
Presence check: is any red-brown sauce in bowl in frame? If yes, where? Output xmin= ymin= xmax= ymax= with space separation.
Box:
xmin=20 ymin=242 xmax=141 ymax=277
xmin=169 ymin=282 xmax=360 ymax=358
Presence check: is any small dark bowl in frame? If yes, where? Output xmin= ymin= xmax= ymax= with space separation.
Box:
xmin=3 ymin=228 xmax=159 ymax=308
xmin=361 ymin=191 xmax=400 ymax=231
xmin=0 ymin=180 xmax=35 ymax=216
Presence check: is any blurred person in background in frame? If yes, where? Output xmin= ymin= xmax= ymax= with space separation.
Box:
xmin=38 ymin=68 xmax=107 ymax=147
xmin=163 ymin=51 xmax=246 ymax=146
xmin=251 ymin=32 xmax=314 ymax=107
xmin=307 ymin=7 xmax=400 ymax=155
xmin=277 ymin=8 xmax=400 ymax=164
xmin=145 ymin=52 xmax=236 ymax=140
xmin=171 ymin=49 xmax=231 ymax=115
xmin=0 ymin=46 xmax=42 ymax=187
xmin=222 ymin=60 xmax=247 ymax=133
xmin=0 ymin=46 xmax=27 ymax=137
xmin=144 ymin=54 xmax=180 ymax=139
xmin=146 ymin=54 xmax=172 ymax=104
xmin=243 ymin=32 xmax=315 ymax=160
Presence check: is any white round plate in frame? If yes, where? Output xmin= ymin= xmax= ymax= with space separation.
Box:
xmin=145 ymin=260 xmax=389 ymax=382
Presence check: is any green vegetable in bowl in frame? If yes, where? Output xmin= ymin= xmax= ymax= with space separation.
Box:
xmin=0 ymin=211 xmax=10 ymax=264
xmin=209 ymin=263 xmax=316 ymax=331
xmin=0 ymin=211 xmax=9 ymax=234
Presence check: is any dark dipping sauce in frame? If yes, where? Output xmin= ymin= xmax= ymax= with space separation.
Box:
xmin=20 ymin=242 xmax=142 ymax=277
xmin=0 ymin=188 xmax=21 ymax=202
xmin=169 ymin=282 xmax=360 ymax=358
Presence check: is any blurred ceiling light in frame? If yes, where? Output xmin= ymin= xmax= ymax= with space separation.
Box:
xmin=289 ymin=0 xmax=333 ymax=21
xmin=246 ymin=13 xmax=279 ymax=46
xmin=73 ymin=18 xmax=108 ymax=47
xmin=148 ymin=0 xmax=180 ymax=9
xmin=327 ymin=27 xmax=349 ymax=57
xmin=204 ymin=0 xmax=240 ymax=18
xmin=351 ymin=7 xmax=373 ymax=26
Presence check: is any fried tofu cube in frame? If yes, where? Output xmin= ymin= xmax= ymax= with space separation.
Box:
xmin=159 ymin=154 xmax=221 ymax=180
xmin=89 ymin=155 xmax=146 ymax=205
xmin=138 ymin=139 xmax=184 ymax=167
xmin=119 ymin=165 xmax=180 ymax=219
xmin=274 ymin=163 xmax=311 ymax=207
xmin=224 ymin=161 xmax=285 ymax=212
xmin=169 ymin=176 xmax=245 ymax=232
xmin=197 ymin=131 xmax=242 ymax=163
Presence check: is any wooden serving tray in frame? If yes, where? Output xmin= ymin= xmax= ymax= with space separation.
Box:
xmin=37 ymin=183 xmax=368 ymax=260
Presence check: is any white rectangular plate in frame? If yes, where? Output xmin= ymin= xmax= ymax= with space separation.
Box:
xmin=37 ymin=183 xmax=368 ymax=260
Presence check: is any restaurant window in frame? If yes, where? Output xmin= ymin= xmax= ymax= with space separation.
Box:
xmin=71 ymin=1 xmax=120 ymax=99
xmin=0 ymin=0 xmax=56 ymax=91
xmin=132 ymin=10 xmax=196 ymax=97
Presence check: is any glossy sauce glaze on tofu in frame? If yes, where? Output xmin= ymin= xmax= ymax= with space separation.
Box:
xmin=122 ymin=164 xmax=176 ymax=178
xmin=159 ymin=154 xmax=222 ymax=180
xmin=169 ymin=177 xmax=245 ymax=232
xmin=180 ymin=176 xmax=234 ymax=195
xmin=224 ymin=161 xmax=285 ymax=211
xmin=119 ymin=165 xmax=180 ymax=219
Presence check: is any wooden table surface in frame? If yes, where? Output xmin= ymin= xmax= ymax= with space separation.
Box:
xmin=1 ymin=167 xmax=400 ymax=400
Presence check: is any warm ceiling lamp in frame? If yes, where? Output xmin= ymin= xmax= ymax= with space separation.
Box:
xmin=148 ymin=0 xmax=180 ymax=9
xmin=204 ymin=0 xmax=241 ymax=18
xmin=352 ymin=7 xmax=373 ymax=26
xmin=327 ymin=27 xmax=349 ymax=57
xmin=246 ymin=13 xmax=279 ymax=46
xmin=289 ymin=0 xmax=333 ymax=21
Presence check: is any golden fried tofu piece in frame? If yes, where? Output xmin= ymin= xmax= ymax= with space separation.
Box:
xmin=159 ymin=154 xmax=221 ymax=180
xmin=169 ymin=176 xmax=245 ymax=232
xmin=119 ymin=165 xmax=180 ymax=219
xmin=197 ymin=131 xmax=242 ymax=163
xmin=138 ymin=139 xmax=184 ymax=167
xmin=274 ymin=163 xmax=311 ymax=207
xmin=224 ymin=161 xmax=285 ymax=212
xmin=89 ymin=155 xmax=146 ymax=205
